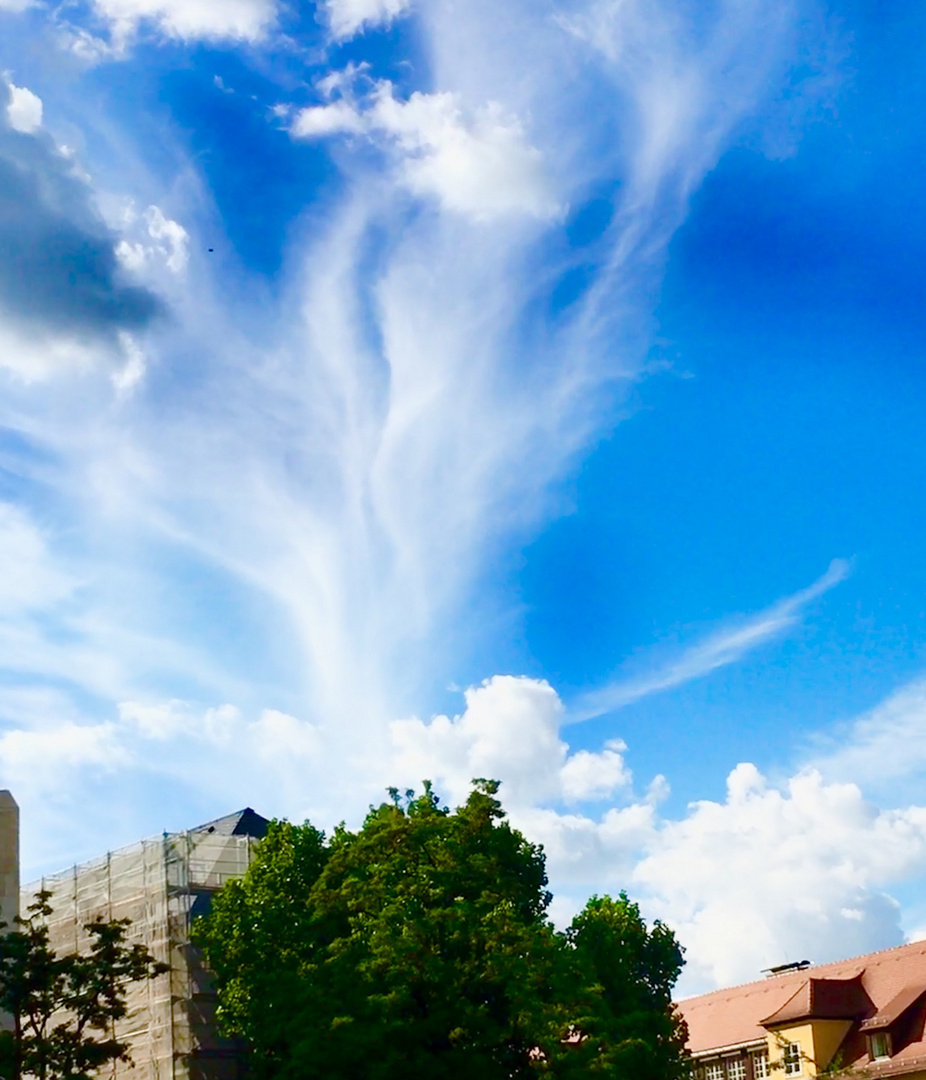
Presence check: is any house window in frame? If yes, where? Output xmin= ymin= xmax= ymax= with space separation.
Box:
xmin=727 ymin=1058 xmax=747 ymax=1080
xmin=753 ymin=1051 xmax=769 ymax=1079
xmin=869 ymin=1033 xmax=892 ymax=1061
xmin=783 ymin=1043 xmax=802 ymax=1076
xmin=706 ymin=1062 xmax=725 ymax=1080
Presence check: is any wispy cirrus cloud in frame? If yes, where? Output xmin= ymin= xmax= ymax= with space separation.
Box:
xmin=15 ymin=0 xmax=810 ymax=743
xmin=809 ymin=677 xmax=926 ymax=795
xmin=0 ymin=0 xmax=917 ymax=997
xmin=573 ymin=558 xmax=851 ymax=721
xmin=0 ymin=0 xmax=848 ymax=887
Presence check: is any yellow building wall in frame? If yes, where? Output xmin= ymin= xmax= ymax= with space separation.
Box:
xmin=810 ymin=1020 xmax=854 ymax=1071
xmin=768 ymin=1022 xmax=815 ymax=1079
xmin=766 ymin=1020 xmax=853 ymax=1077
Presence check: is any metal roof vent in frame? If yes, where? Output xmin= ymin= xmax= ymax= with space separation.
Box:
xmin=763 ymin=960 xmax=812 ymax=978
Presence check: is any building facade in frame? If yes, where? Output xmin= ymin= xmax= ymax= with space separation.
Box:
xmin=678 ymin=942 xmax=926 ymax=1080
xmin=22 ymin=809 xmax=268 ymax=1080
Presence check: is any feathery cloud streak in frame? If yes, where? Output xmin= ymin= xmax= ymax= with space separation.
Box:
xmin=573 ymin=558 xmax=851 ymax=721
xmin=809 ymin=677 xmax=926 ymax=795
xmin=0 ymin=0 xmax=841 ymax=869
xmin=0 ymin=3 xmax=803 ymax=710
xmin=121 ymin=0 xmax=813 ymax=730
xmin=0 ymin=0 xmax=916 ymax=993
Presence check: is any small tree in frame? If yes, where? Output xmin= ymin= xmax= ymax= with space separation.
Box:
xmin=0 ymin=890 xmax=167 ymax=1080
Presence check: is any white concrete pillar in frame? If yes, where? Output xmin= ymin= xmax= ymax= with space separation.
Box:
xmin=0 ymin=790 xmax=18 ymax=1034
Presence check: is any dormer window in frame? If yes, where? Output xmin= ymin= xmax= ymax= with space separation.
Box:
xmin=869 ymin=1033 xmax=892 ymax=1061
xmin=783 ymin=1042 xmax=802 ymax=1076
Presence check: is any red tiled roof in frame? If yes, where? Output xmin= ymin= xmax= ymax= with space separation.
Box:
xmin=678 ymin=939 xmax=926 ymax=1071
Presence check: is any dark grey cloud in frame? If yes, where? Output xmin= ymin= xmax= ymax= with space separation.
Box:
xmin=0 ymin=85 xmax=162 ymax=341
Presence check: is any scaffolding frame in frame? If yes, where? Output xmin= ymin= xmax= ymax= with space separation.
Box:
xmin=23 ymin=823 xmax=262 ymax=1080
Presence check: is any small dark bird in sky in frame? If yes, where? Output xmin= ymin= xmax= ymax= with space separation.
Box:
xmin=207 ymin=248 xmax=214 ymax=252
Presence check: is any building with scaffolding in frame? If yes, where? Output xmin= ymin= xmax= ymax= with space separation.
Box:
xmin=22 ymin=808 xmax=269 ymax=1080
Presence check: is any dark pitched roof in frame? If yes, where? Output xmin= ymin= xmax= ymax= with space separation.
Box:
xmin=189 ymin=808 xmax=269 ymax=839
xmin=760 ymin=973 xmax=872 ymax=1026
xmin=860 ymin=986 xmax=926 ymax=1033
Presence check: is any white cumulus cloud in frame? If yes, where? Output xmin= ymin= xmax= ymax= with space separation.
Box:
xmin=144 ymin=205 xmax=189 ymax=272
xmin=293 ymin=82 xmax=560 ymax=221
xmin=391 ymin=675 xmax=926 ymax=995
xmin=636 ymin=764 xmax=926 ymax=993
xmin=8 ymin=662 xmax=926 ymax=999
xmin=6 ymin=82 xmax=42 ymax=133
xmin=561 ymin=741 xmax=632 ymax=802
xmin=389 ymin=676 xmax=666 ymax=928
xmin=115 ymin=204 xmax=189 ymax=275
xmin=325 ymin=0 xmax=413 ymax=41
xmin=391 ymin=675 xmax=634 ymax=807
xmin=87 ymin=0 xmax=275 ymax=44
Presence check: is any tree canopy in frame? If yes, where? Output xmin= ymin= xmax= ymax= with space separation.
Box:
xmin=196 ymin=780 xmax=689 ymax=1080
xmin=0 ymin=890 xmax=167 ymax=1080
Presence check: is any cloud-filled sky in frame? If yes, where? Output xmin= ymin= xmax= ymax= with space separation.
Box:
xmin=3 ymin=0 xmax=926 ymax=995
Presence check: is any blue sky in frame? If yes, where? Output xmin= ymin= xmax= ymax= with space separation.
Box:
xmin=2 ymin=0 xmax=926 ymax=993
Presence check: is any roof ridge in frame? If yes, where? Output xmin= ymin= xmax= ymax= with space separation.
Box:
xmin=190 ymin=807 xmax=265 ymax=831
xmin=678 ymin=940 xmax=926 ymax=1003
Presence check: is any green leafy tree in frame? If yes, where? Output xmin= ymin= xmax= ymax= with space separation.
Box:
xmin=0 ymin=890 xmax=168 ymax=1080
xmin=197 ymin=780 xmax=689 ymax=1080
xmin=545 ymin=894 xmax=689 ymax=1079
